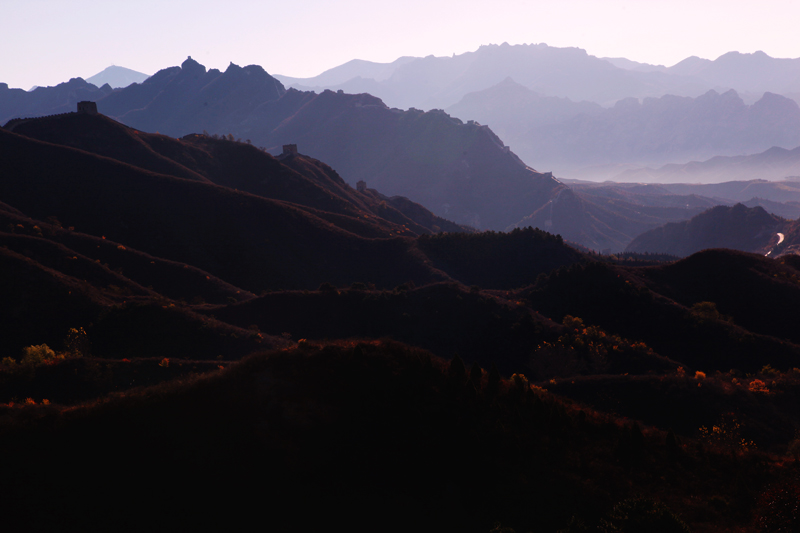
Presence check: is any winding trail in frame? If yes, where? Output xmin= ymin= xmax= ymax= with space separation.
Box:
xmin=765 ymin=232 xmax=785 ymax=257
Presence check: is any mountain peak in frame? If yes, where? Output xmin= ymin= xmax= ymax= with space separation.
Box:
xmin=181 ymin=56 xmax=206 ymax=75
xmin=86 ymin=65 xmax=150 ymax=89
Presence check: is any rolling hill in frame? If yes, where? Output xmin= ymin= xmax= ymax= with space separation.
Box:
xmin=624 ymin=204 xmax=784 ymax=257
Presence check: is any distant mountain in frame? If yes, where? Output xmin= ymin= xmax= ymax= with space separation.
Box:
xmin=445 ymin=77 xmax=603 ymax=149
xmin=273 ymin=46 xmax=800 ymax=176
xmin=616 ymin=145 xmax=800 ymax=183
xmin=275 ymin=43 xmax=712 ymax=110
xmin=274 ymin=57 xmax=416 ymax=88
xmin=512 ymin=90 xmax=800 ymax=175
xmin=601 ymin=57 xmax=667 ymax=73
xmin=666 ymin=51 xmax=800 ymax=96
xmin=658 ymin=179 xmax=800 ymax=203
xmin=86 ymin=66 xmax=150 ymax=88
xmin=277 ymin=46 xmax=800 ymax=113
xmin=624 ymin=203 xmax=784 ymax=257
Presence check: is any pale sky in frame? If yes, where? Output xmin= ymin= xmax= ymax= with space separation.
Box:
xmin=2 ymin=0 xmax=800 ymax=90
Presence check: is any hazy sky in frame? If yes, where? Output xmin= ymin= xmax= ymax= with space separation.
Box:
xmin=3 ymin=0 xmax=800 ymax=90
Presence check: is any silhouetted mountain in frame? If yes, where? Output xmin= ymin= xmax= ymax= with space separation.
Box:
xmin=0 ymin=57 xmax=770 ymax=250
xmin=248 ymin=96 xmax=564 ymax=230
xmin=100 ymin=57 xmax=286 ymax=137
xmin=625 ymin=204 xmax=783 ymax=257
xmin=12 ymin=57 xmax=800 ymax=252
xmin=86 ymin=65 xmax=150 ymax=88
xmin=21 ymin=58 xmax=561 ymax=231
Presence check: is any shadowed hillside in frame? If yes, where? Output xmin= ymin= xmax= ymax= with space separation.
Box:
xmin=0 ymin=125 xmax=456 ymax=292
xmin=0 ymin=341 xmax=779 ymax=533
xmin=625 ymin=203 xmax=784 ymax=256
xmin=525 ymin=254 xmax=800 ymax=374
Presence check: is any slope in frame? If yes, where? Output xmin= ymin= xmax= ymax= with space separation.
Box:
xmin=625 ymin=204 xmax=784 ymax=256
xmin=0 ymin=127 xmax=452 ymax=292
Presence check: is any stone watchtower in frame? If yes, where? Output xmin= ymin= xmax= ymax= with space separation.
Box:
xmin=356 ymin=180 xmax=367 ymax=192
xmin=282 ymin=144 xmax=298 ymax=156
xmin=77 ymin=101 xmax=98 ymax=115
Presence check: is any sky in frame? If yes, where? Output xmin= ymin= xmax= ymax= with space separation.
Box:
xmin=2 ymin=0 xmax=800 ymax=90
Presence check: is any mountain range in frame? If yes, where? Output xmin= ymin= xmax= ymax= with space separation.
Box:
xmin=276 ymin=44 xmax=800 ymax=177
xmin=1 ymin=57 xmax=736 ymax=251
xmin=276 ymin=45 xmax=800 ymax=109
xmin=7 ymin=52 xmax=800 ymax=254
xmin=7 ymin=70 xmax=800 ymax=531
xmin=450 ymin=83 xmax=800 ymax=176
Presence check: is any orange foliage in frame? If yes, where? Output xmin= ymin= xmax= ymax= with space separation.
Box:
xmin=749 ymin=379 xmax=770 ymax=394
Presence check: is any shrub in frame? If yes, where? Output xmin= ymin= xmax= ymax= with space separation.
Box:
xmin=64 ymin=327 xmax=90 ymax=357
xmin=749 ymin=379 xmax=770 ymax=394
xmin=698 ymin=413 xmax=755 ymax=451
xmin=690 ymin=301 xmax=731 ymax=323
xmin=21 ymin=344 xmax=59 ymax=366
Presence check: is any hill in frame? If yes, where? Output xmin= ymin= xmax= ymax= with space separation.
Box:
xmin=625 ymin=204 xmax=784 ymax=257
xmin=0 ymin=117 xmax=462 ymax=293
xmin=525 ymin=250 xmax=800 ymax=374
xmin=0 ymin=111 xmax=589 ymax=361
xmin=0 ymin=340 xmax=782 ymax=533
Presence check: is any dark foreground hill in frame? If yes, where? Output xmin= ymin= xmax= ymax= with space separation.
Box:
xmin=0 ymin=341 xmax=782 ymax=533
xmin=525 ymin=249 xmax=800 ymax=374
xmin=0 ymin=112 xmax=593 ymax=361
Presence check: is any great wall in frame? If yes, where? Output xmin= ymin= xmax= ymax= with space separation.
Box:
xmin=2 ymin=101 xmax=97 ymax=132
